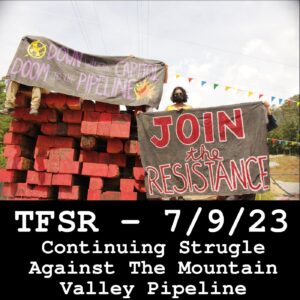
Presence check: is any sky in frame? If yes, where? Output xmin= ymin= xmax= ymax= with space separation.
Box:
xmin=0 ymin=1 xmax=298 ymax=111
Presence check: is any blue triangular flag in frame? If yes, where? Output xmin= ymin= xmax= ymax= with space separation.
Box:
xmin=271 ymin=96 xmax=276 ymax=102
xmin=201 ymin=81 xmax=207 ymax=87
xmin=279 ymin=98 xmax=283 ymax=104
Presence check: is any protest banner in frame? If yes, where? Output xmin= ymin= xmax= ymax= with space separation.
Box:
xmin=137 ymin=102 xmax=270 ymax=198
xmin=6 ymin=36 xmax=166 ymax=108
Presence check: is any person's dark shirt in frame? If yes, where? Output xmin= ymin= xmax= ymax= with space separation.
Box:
xmin=267 ymin=114 xmax=278 ymax=131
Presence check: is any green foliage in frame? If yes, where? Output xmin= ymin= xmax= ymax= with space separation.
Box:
xmin=256 ymin=191 xmax=275 ymax=200
xmin=267 ymin=95 xmax=300 ymax=155
xmin=0 ymin=80 xmax=6 ymax=106
xmin=0 ymin=79 xmax=11 ymax=168
xmin=0 ymin=147 xmax=6 ymax=168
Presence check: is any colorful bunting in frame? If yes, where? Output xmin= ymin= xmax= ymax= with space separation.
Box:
xmin=173 ymin=74 xmax=298 ymax=107
xmin=267 ymin=138 xmax=300 ymax=146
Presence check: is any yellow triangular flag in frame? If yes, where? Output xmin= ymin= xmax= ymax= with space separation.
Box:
xmin=176 ymin=74 xmax=180 ymax=79
xmin=225 ymin=86 xmax=231 ymax=91
xmin=248 ymin=91 xmax=253 ymax=97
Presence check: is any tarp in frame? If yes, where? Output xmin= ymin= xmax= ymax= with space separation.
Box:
xmin=137 ymin=101 xmax=270 ymax=198
xmin=6 ymin=36 xmax=166 ymax=108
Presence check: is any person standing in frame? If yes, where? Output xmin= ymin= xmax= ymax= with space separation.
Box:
xmin=165 ymin=87 xmax=192 ymax=200
xmin=0 ymin=81 xmax=48 ymax=115
xmin=165 ymin=86 xmax=192 ymax=111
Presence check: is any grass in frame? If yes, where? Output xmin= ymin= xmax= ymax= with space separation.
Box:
xmin=256 ymin=155 xmax=299 ymax=200
xmin=269 ymin=155 xmax=299 ymax=182
xmin=256 ymin=190 xmax=275 ymax=200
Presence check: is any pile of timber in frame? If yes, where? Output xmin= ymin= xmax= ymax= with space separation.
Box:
xmin=0 ymin=93 xmax=147 ymax=200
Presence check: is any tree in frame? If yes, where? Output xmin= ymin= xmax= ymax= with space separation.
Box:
xmin=267 ymin=94 xmax=300 ymax=155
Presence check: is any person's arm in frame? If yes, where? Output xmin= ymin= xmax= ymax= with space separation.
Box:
xmin=264 ymin=101 xmax=278 ymax=131
xmin=136 ymin=105 xmax=154 ymax=115
xmin=145 ymin=106 xmax=154 ymax=112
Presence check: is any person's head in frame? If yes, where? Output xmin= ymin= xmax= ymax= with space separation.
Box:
xmin=171 ymin=87 xmax=188 ymax=103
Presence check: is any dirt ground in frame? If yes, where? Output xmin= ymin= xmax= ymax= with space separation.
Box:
xmin=269 ymin=155 xmax=299 ymax=183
